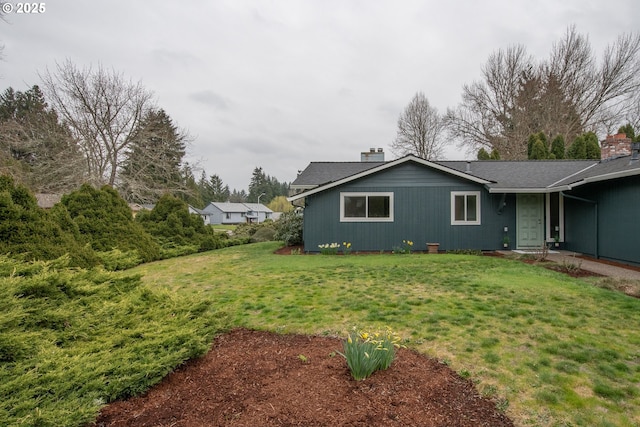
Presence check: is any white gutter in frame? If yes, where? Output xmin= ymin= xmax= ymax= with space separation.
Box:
xmin=487 ymin=186 xmax=572 ymax=194
xmin=566 ymin=168 xmax=640 ymax=188
xmin=547 ymin=162 xmax=599 ymax=188
xmin=288 ymin=155 xmax=492 ymax=202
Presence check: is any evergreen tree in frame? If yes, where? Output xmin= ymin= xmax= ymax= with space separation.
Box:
xmin=584 ymin=132 xmax=601 ymax=159
xmin=120 ymin=109 xmax=187 ymax=203
xmin=617 ymin=123 xmax=635 ymax=140
xmin=248 ymin=166 xmax=290 ymax=204
xmin=179 ymin=162 xmax=204 ymax=208
xmin=477 ymin=148 xmax=491 ymax=160
xmin=566 ymin=135 xmax=587 ymax=159
xmin=60 ymin=184 xmax=160 ymax=262
xmin=229 ymin=189 xmax=247 ymax=203
xmin=248 ymin=166 xmax=271 ymax=203
xmin=527 ymin=132 xmax=549 ymax=159
xmin=209 ymin=174 xmax=230 ymax=202
xmin=530 ymin=138 xmax=548 ymax=159
xmin=136 ymin=193 xmax=208 ymax=246
xmin=551 ymin=135 xmax=566 ymax=159
xmin=0 ymin=175 xmax=98 ymax=267
xmin=527 ymin=134 xmax=537 ymax=158
xmin=197 ymin=171 xmax=214 ymax=204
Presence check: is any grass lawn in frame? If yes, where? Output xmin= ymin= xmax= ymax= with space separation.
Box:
xmin=132 ymin=242 xmax=640 ymax=427
xmin=210 ymin=224 xmax=236 ymax=233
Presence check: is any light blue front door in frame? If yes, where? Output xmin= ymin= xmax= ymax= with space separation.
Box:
xmin=517 ymin=194 xmax=544 ymax=248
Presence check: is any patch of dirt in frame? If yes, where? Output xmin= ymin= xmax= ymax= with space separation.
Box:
xmin=577 ymin=255 xmax=640 ymax=273
xmin=274 ymin=245 xmax=305 ymax=255
xmin=93 ymin=329 xmax=513 ymax=427
xmin=540 ymin=263 xmax=603 ymax=278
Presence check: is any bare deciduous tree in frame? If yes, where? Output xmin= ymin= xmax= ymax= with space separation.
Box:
xmin=447 ymin=26 xmax=640 ymax=159
xmin=391 ymin=92 xmax=447 ymax=160
xmin=40 ymin=60 xmax=154 ymax=186
xmin=446 ymin=45 xmax=534 ymax=158
xmin=624 ymin=90 xmax=640 ymax=133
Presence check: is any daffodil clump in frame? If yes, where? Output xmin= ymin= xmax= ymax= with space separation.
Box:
xmin=393 ymin=239 xmax=414 ymax=254
xmin=318 ymin=242 xmax=341 ymax=255
xmin=338 ymin=327 xmax=405 ymax=380
xmin=342 ymin=241 xmax=352 ymax=255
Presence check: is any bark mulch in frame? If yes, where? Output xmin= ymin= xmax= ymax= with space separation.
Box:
xmin=93 ymin=328 xmax=513 ymax=427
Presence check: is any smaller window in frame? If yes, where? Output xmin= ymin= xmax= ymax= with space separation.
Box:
xmin=451 ymin=191 xmax=481 ymax=225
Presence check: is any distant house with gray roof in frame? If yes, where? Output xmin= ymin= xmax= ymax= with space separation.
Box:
xmin=35 ymin=193 xmax=63 ymax=209
xmin=200 ymin=202 xmax=273 ymax=225
xmin=288 ymin=140 xmax=640 ymax=266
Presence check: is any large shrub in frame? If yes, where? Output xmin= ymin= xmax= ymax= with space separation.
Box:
xmin=60 ymin=184 xmax=160 ymax=262
xmin=136 ymin=194 xmax=239 ymax=255
xmin=136 ymin=194 xmax=207 ymax=245
xmin=0 ymin=256 xmax=227 ymax=426
xmin=0 ymin=176 xmax=98 ymax=267
xmin=274 ymin=210 xmax=303 ymax=246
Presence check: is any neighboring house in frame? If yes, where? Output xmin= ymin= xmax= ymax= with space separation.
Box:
xmin=35 ymin=193 xmax=63 ymax=209
xmin=288 ymin=140 xmax=640 ymax=266
xmin=200 ymin=202 xmax=273 ymax=225
xmin=129 ymin=203 xmax=155 ymax=217
xmin=188 ymin=205 xmax=209 ymax=223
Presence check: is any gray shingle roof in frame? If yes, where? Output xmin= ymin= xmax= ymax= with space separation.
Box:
xmin=202 ymin=202 xmax=273 ymax=213
xmin=435 ymin=160 xmax=598 ymax=191
xmin=291 ymin=161 xmax=384 ymax=187
xmin=553 ymin=156 xmax=640 ymax=187
xmin=291 ymin=154 xmax=640 ymax=197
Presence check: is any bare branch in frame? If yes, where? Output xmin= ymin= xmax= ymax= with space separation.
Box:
xmin=449 ymin=26 xmax=640 ymax=159
xmin=391 ymin=92 xmax=447 ymax=160
xmin=39 ymin=59 xmax=155 ymax=186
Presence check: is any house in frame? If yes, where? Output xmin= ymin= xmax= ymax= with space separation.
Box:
xmin=288 ymin=141 xmax=640 ymax=266
xmin=129 ymin=203 xmax=155 ymax=217
xmin=35 ymin=193 xmax=62 ymax=209
xmin=200 ymin=202 xmax=273 ymax=225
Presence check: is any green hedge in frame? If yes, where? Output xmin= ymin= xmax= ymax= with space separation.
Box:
xmin=0 ymin=256 xmax=229 ymax=426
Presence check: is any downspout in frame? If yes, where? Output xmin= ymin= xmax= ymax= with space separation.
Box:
xmin=560 ymin=192 xmax=598 ymax=259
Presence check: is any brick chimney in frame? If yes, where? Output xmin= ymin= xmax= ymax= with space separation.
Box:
xmin=601 ymin=133 xmax=632 ymax=160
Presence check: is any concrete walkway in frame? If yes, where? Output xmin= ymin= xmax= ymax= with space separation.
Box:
xmin=541 ymin=251 xmax=640 ymax=280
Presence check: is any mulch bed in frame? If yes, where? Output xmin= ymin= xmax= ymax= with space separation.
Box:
xmin=93 ymin=329 xmax=513 ymax=427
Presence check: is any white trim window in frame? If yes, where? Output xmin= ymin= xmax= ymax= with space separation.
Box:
xmin=340 ymin=192 xmax=394 ymax=222
xmin=451 ymin=191 xmax=481 ymax=225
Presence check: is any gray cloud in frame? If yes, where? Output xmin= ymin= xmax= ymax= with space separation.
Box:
xmin=189 ymin=90 xmax=231 ymax=111
xmin=1 ymin=0 xmax=637 ymax=191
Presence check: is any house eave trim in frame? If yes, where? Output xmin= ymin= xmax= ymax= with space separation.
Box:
xmin=487 ymin=186 xmax=571 ymax=194
xmin=567 ymin=168 xmax=640 ymax=188
xmin=287 ymin=155 xmax=492 ymax=202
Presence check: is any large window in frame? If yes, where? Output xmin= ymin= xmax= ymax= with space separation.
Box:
xmin=451 ymin=191 xmax=481 ymax=225
xmin=340 ymin=192 xmax=393 ymax=222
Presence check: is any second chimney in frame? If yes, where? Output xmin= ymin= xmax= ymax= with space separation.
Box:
xmin=601 ymin=133 xmax=632 ymax=160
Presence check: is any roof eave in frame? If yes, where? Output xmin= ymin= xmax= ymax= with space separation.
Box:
xmin=487 ymin=186 xmax=571 ymax=194
xmin=567 ymin=167 xmax=640 ymax=188
xmin=287 ymin=155 xmax=492 ymax=202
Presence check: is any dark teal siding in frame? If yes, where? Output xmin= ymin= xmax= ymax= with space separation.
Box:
xmin=303 ymin=163 xmax=517 ymax=252
xmin=565 ymin=175 xmax=640 ymax=266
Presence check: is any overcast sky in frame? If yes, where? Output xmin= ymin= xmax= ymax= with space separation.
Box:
xmin=1 ymin=0 xmax=638 ymax=192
